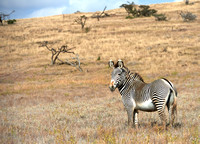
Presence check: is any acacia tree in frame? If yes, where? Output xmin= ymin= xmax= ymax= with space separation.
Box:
xmin=91 ymin=6 xmax=110 ymax=21
xmin=120 ymin=2 xmax=135 ymax=16
xmin=74 ymin=15 xmax=87 ymax=30
xmin=39 ymin=41 xmax=83 ymax=71
xmin=120 ymin=2 xmax=157 ymax=18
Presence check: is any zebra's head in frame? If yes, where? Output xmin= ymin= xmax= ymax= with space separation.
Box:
xmin=108 ymin=59 xmax=127 ymax=92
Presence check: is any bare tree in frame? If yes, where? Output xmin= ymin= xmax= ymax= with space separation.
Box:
xmin=39 ymin=41 xmax=83 ymax=71
xmin=180 ymin=11 xmax=197 ymax=21
xmin=66 ymin=54 xmax=83 ymax=72
xmin=0 ymin=10 xmax=15 ymax=25
xmin=74 ymin=15 xmax=87 ymax=30
xmin=0 ymin=16 xmax=2 ymax=25
xmin=91 ymin=6 xmax=109 ymax=21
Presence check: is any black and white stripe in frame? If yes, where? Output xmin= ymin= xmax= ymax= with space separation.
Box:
xmin=110 ymin=65 xmax=177 ymax=128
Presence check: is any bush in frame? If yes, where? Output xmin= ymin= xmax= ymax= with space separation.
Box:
xmin=180 ymin=12 xmax=197 ymax=22
xmin=7 ymin=19 xmax=16 ymax=24
xmin=84 ymin=27 xmax=91 ymax=33
xmin=154 ymin=14 xmax=167 ymax=21
xmin=120 ymin=2 xmax=157 ymax=18
xmin=138 ymin=5 xmax=157 ymax=17
xmin=120 ymin=2 xmax=135 ymax=16
xmin=97 ymin=56 xmax=101 ymax=61
xmin=185 ymin=0 xmax=189 ymax=5
xmin=126 ymin=15 xmax=134 ymax=19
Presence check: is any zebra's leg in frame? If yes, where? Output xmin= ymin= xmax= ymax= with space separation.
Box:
xmin=168 ymin=92 xmax=177 ymax=126
xmin=126 ymin=108 xmax=133 ymax=127
xmin=168 ymin=103 xmax=177 ymax=126
xmin=171 ymin=97 xmax=177 ymax=126
xmin=133 ymin=109 xmax=139 ymax=129
xmin=168 ymin=105 xmax=172 ymax=125
xmin=167 ymin=100 xmax=173 ymax=126
xmin=156 ymin=105 xmax=167 ymax=129
xmin=153 ymin=94 xmax=167 ymax=128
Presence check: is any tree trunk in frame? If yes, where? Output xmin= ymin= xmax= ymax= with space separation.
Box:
xmin=51 ymin=54 xmax=55 ymax=65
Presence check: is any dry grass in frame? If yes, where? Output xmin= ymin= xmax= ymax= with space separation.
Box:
xmin=0 ymin=1 xmax=200 ymax=143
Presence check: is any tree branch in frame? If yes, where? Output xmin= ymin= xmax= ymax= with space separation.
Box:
xmin=74 ymin=15 xmax=87 ymax=30
xmin=39 ymin=41 xmax=83 ymax=71
xmin=91 ymin=6 xmax=109 ymax=21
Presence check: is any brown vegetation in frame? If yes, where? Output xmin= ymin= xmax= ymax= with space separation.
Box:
xmin=0 ymin=1 xmax=199 ymax=143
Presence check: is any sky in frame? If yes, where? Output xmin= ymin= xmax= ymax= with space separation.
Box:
xmin=0 ymin=0 xmax=182 ymax=19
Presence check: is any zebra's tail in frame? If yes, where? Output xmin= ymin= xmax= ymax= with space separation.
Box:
xmin=168 ymin=87 xmax=178 ymax=125
xmin=162 ymin=78 xmax=177 ymax=109
xmin=166 ymin=87 xmax=177 ymax=113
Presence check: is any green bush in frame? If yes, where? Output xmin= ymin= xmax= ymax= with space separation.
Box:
xmin=154 ymin=14 xmax=167 ymax=21
xmin=120 ymin=2 xmax=135 ymax=16
xmin=185 ymin=0 xmax=189 ymax=5
xmin=121 ymin=2 xmax=157 ymax=18
xmin=126 ymin=15 xmax=134 ymax=19
xmin=7 ymin=19 xmax=16 ymax=24
xmin=97 ymin=56 xmax=101 ymax=61
xmin=138 ymin=5 xmax=157 ymax=17
xmin=84 ymin=27 xmax=91 ymax=33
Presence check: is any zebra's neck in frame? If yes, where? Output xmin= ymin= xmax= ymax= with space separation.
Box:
xmin=118 ymin=69 xmax=144 ymax=96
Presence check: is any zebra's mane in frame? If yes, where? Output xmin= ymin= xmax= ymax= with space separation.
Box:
xmin=114 ymin=62 xmax=144 ymax=82
xmin=123 ymin=67 xmax=144 ymax=82
xmin=132 ymin=73 xmax=144 ymax=82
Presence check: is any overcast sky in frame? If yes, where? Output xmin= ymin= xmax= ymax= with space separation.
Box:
xmin=0 ymin=0 xmax=182 ymax=19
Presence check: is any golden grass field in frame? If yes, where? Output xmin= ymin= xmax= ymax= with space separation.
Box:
xmin=0 ymin=1 xmax=200 ymax=143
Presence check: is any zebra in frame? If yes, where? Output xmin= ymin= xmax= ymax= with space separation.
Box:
xmin=108 ymin=59 xmax=177 ymax=128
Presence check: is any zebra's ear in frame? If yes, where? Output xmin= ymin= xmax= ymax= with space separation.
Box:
xmin=108 ymin=60 xmax=114 ymax=68
xmin=117 ymin=59 xmax=124 ymax=68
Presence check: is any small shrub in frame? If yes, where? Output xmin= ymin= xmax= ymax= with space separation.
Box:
xmin=97 ymin=56 xmax=101 ymax=61
xmin=126 ymin=15 xmax=134 ymax=19
xmin=154 ymin=14 xmax=167 ymax=21
xmin=74 ymin=10 xmax=81 ymax=14
xmin=7 ymin=19 xmax=16 ymax=24
xmin=84 ymin=27 xmax=91 ymax=33
xmin=180 ymin=11 xmax=197 ymax=22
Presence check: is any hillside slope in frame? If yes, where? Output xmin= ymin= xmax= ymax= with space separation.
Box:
xmin=0 ymin=1 xmax=200 ymax=143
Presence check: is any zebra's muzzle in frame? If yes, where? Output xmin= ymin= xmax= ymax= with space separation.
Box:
xmin=109 ymin=86 xmax=116 ymax=92
xmin=109 ymin=80 xmax=116 ymax=92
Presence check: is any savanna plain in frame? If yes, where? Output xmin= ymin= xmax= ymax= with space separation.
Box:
xmin=0 ymin=1 xmax=200 ymax=143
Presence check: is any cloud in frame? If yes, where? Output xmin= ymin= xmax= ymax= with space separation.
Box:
xmin=0 ymin=0 xmax=178 ymax=18
xmin=173 ymin=0 xmax=182 ymax=2
xmin=68 ymin=0 xmax=126 ymax=13
xmin=0 ymin=0 xmax=68 ymax=9
xmin=0 ymin=0 xmax=128 ymax=18
xmin=23 ymin=0 xmax=128 ymax=18
xmin=27 ymin=6 xmax=67 ymax=18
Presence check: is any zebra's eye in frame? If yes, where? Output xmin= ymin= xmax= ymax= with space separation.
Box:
xmin=118 ymin=73 xmax=121 ymax=76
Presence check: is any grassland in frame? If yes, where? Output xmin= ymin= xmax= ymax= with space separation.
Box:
xmin=0 ymin=1 xmax=200 ymax=143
